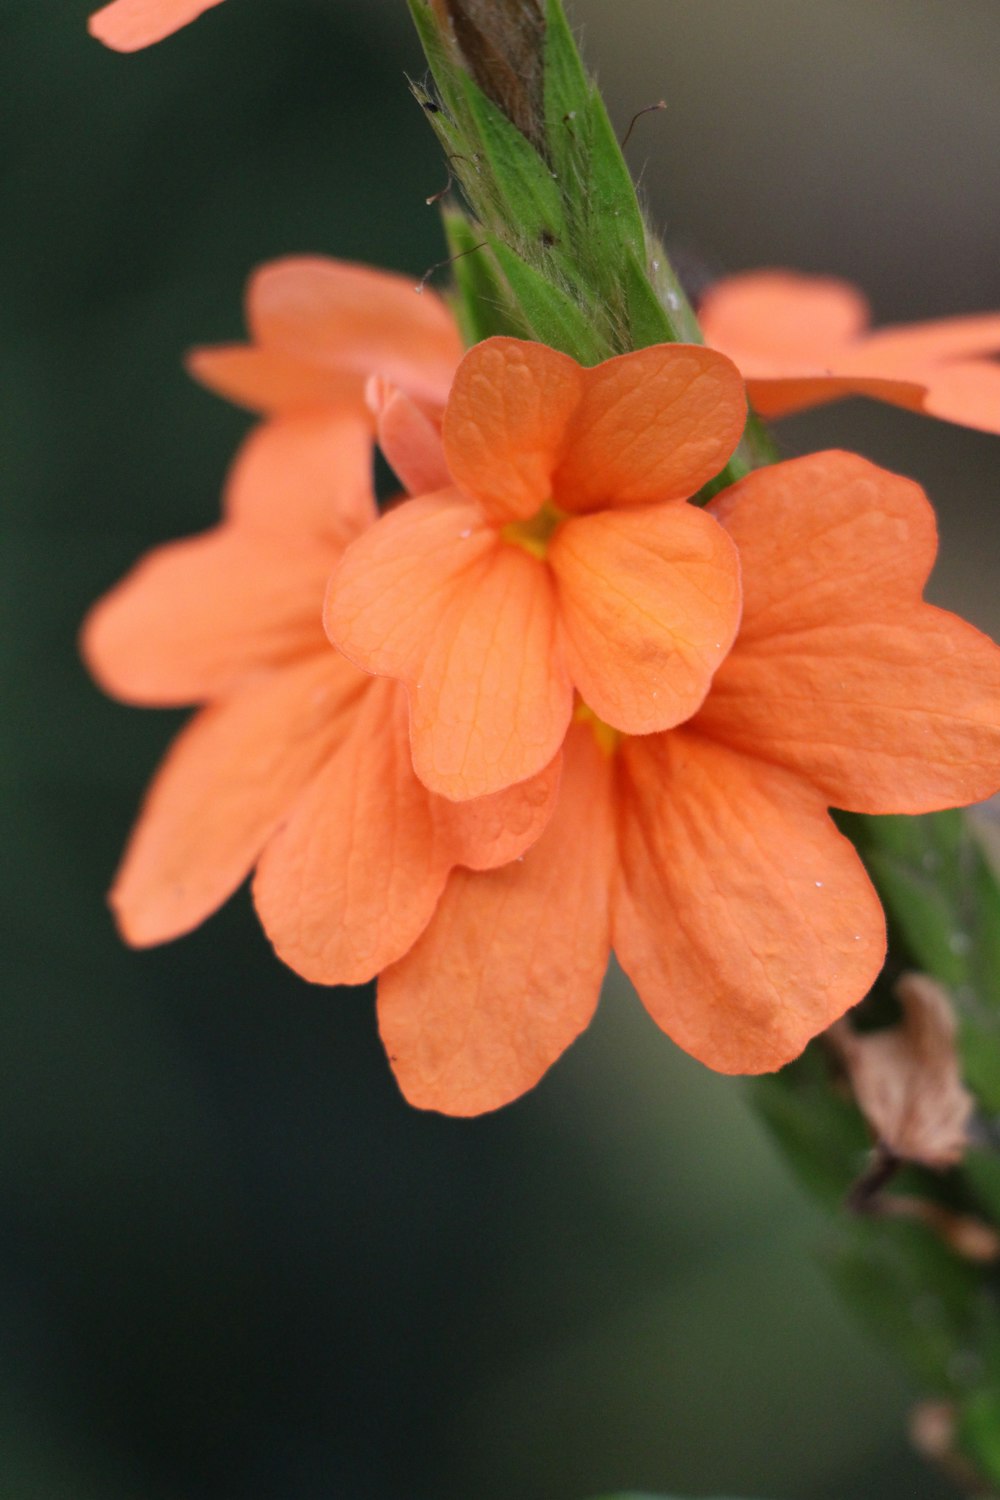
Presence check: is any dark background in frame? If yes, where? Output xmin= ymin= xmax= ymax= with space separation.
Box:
xmin=4 ymin=2 xmax=999 ymax=1496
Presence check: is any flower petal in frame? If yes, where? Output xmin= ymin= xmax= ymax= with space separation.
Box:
xmin=367 ymin=377 xmax=450 ymax=496
xmin=224 ymin=412 xmax=376 ymax=542
xmin=919 ymin=360 xmax=1000 ymax=437
xmin=326 ymin=494 xmax=572 ymax=799
xmin=551 ymin=344 xmax=747 ymax=511
xmin=185 ymin=346 xmax=361 ymax=415
xmin=744 ymin=373 xmax=927 ymax=421
xmin=253 ymin=681 xmax=562 ymax=985
xmin=697 ymin=451 xmax=1000 ymax=813
xmin=377 ymin=724 xmax=615 ymax=1115
xmin=442 ymin=338 xmax=584 ymax=522
xmin=110 ymin=652 xmax=366 ymax=946
xmin=246 ymin=258 xmax=463 ymax=409
xmin=699 ymin=270 xmax=871 ymax=369
xmin=89 ymin=0 xmax=223 ymax=51
xmin=549 ymin=502 xmax=741 ymax=733
xmin=82 ymin=527 xmax=337 ymax=707
xmin=614 ymin=730 xmax=886 ymax=1074
xmin=858 ymin=313 xmax=1000 ymax=367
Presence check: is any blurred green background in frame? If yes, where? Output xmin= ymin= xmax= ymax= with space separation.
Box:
xmin=4 ymin=2 xmax=1000 ymax=1496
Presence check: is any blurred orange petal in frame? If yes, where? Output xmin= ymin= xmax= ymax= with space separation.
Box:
xmin=919 ymin=360 xmax=1000 ymax=436
xmin=702 ymin=268 xmax=1000 ymax=433
xmin=246 ymin=258 xmax=463 ymax=410
xmin=326 ymin=493 xmax=572 ymax=799
xmin=699 ymin=269 xmax=870 ymax=368
xmin=549 ymin=502 xmax=741 ymax=734
xmin=745 ymin=373 xmax=927 ymax=420
xmin=697 ymin=451 xmax=1000 ymax=813
xmin=82 ymin=527 xmax=337 ymax=707
xmin=378 ymin=724 xmax=614 ymax=1115
xmin=614 ymin=729 xmax=886 ymax=1074
xmin=254 ymin=682 xmax=562 ymax=984
xmin=223 ymin=412 xmax=376 ymax=542
xmin=552 ymin=344 xmax=746 ymax=511
xmin=185 ymin=346 xmax=361 ymax=415
xmin=111 ymin=653 xmax=365 ymax=946
xmin=89 ymin=0 xmax=224 ymax=50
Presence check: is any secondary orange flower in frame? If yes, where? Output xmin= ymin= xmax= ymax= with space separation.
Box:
xmin=374 ymin=451 xmax=1000 ymax=1115
xmin=326 ymin=336 xmax=748 ymax=801
xmin=82 ymin=438 xmax=558 ymax=980
xmin=700 ymin=269 xmax=1000 ymax=433
xmin=187 ymin=255 xmax=462 ymax=420
xmin=89 ymin=0 xmax=225 ymax=50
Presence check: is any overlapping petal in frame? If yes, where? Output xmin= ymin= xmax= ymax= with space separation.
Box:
xmin=367 ymin=378 xmax=450 ymax=497
xmin=549 ymin=502 xmax=741 ymax=734
xmin=111 ymin=652 xmax=366 ymax=946
xmin=326 ymin=493 xmax=572 ymax=799
xmin=442 ymin=339 xmax=583 ymax=522
xmin=551 ymin=343 xmax=747 ymax=511
xmin=89 ymin=0 xmax=224 ymax=50
xmin=377 ymin=725 xmax=614 ymax=1115
xmin=613 ymin=730 xmax=886 ymax=1074
xmin=696 ymin=452 xmax=1000 ymax=812
xmin=253 ymin=680 xmax=562 ymax=985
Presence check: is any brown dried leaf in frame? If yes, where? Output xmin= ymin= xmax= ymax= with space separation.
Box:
xmin=828 ymin=971 xmax=972 ymax=1169
xmin=433 ymin=0 xmax=546 ymax=147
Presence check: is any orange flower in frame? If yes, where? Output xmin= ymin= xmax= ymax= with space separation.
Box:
xmin=82 ymin=434 xmax=559 ymax=979
xmin=700 ymin=269 xmax=1000 ymax=433
xmin=326 ymin=337 xmax=748 ymax=802
xmin=187 ymin=256 xmax=462 ymax=421
xmin=89 ymin=0 xmax=226 ymax=50
xmin=374 ymin=451 xmax=1000 ymax=1115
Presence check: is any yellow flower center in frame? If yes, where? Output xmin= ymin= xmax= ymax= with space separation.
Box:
xmin=501 ymin=499 xmax=567 ymax=561
xmin=574 ymin=701 xmax=620 ymax=757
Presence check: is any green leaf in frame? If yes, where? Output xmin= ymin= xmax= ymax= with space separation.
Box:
xmin=543 ymin=0 xmax=647 ymax=258
xmin=442 ymin=209 xmax=530 ymax=344
xmin=620 ymin=245 xmax=676 ymax=347
xmin=457 ymin=72 xmax=567 ymax=245
xmin=488 ymin=237 xmax=606 ymax=363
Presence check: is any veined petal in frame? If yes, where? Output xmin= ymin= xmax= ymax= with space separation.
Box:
xmin=110 ymin=651 xmax=366 ymax=946
xmin=185 ymin=345 xmax=362 ymax=415
xmin=614 ymin=730 xmax=886 ymax=1074
xmin=442 ymin=338 xmax=584 ymax=522
xmin=368 ymin=377 xmax=450 ymax=496
xmin=551 ymin=344 xmax=746 ymax=512
xmin=246 ymin=258 xmax=462 ymax=409
xmin=325 ymin=494 xmax=572 ymax=799
xmin=377 ymin=724 xmax=615 ymax=1115
xmin=549 ymin=503 xmax=741 ymax=734
xmin=82 ymin=527 xmax=338 ymax=706
xmin=697 ymin=451 xmax=1000 ymax=812
xmin=224 ymin=412 xmax=376 ymax=542
xmin=253 ymin=682 xmax=562 ymax=985
xmin=699 ymin=270 xmax=870 ymax=369
xmin=89 ymin=0 xmax=223 ymax=50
